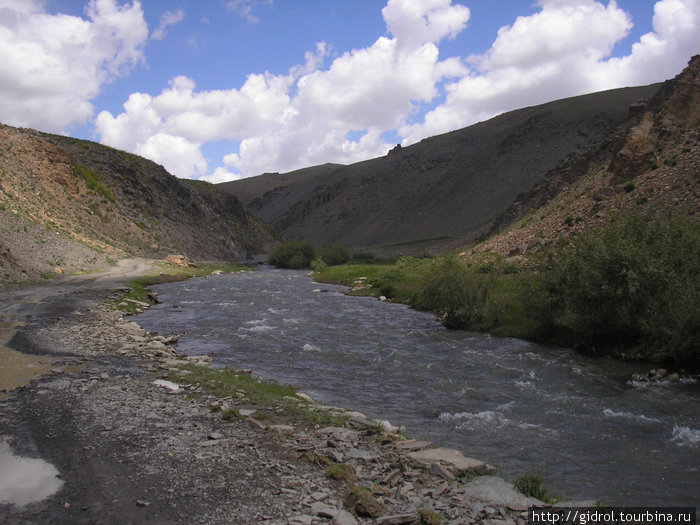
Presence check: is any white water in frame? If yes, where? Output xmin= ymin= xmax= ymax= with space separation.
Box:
xmin=136 ymin=268 xmax=700 ymax=507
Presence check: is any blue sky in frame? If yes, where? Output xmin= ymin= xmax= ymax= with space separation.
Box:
xmin=0 ymin=1 xmax=697 ymax=181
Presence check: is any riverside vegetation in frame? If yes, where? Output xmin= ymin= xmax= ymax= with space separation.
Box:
xmin=306 ymin=211 xmax=699 ymax=366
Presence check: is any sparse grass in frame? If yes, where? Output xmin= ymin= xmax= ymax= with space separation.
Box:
xmin=72 ymin=163 xmax=115 ymax=202
xmin=325 ymin=462 xmax=356 ymax=482
xmin=168 ymin=364 xmax=349 ymax=428
xmin=513 ymin=474 xmax=560 ymax=504
xmin=418 ymin=508 xmax=443 ymax=525
xmin=109 ymin=261 xmax=250 ymax=314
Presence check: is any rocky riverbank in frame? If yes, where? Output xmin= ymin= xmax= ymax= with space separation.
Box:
xmin=0 ymin=264 xmax=592 ymax=524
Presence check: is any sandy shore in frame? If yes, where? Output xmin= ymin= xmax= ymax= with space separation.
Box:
xmin=0 ymin=260 xmax=565 ymax=524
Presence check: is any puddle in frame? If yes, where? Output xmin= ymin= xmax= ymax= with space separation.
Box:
xmin=0 ymin=320 xmax=23 ymax=344
xmin=0 ymin=347 xmax=51 ymax=400
xmin=0 ymin=439 xmax=63 ymax=506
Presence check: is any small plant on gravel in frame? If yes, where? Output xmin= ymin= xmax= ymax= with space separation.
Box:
xmin=325 ymin=462 xmax=356 ymax=483
xmin=514 ymin=474 xmax=558 ymax=503
xmin=418 ymin=508 xmax=443 ymax=524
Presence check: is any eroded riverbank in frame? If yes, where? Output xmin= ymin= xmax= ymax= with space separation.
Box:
xmin=0 ymin=260 xmax=573 ymax=524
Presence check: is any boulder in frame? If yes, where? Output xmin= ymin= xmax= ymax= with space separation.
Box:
xmin=165 ymin=254 xmax=188 ymax=266
xmin=457 ymin=475 xmax=544 ymax=507
xmin=406 ymin=447 xmax=495 ymax=476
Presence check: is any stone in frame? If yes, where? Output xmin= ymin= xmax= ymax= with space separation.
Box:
xmin=269 ymin=424 xmax=295 ymax=434
xmin=165 ymin=254 xmax=188 ymax=266
xmin=332 ymin=510 xmax=359 ymax=525
xmin=395 ymin=440 xmax=433 ymax=452
xmin=457 ymin=476 xmax=544 ymax=507
xmin=375 ymin=514 xmax=420 ymax=525
xmin=407 ymin=447 xmax=495 ymax=476
xmin=311 ymin=502 xmax=338 ymax=518
xmin=430 ymin=462 xmax=455 ymax=481
xmin=152 ymin=379 xmax=180 ymax=391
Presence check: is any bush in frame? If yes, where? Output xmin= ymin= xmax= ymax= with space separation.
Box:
xmin=268 ymin=241 xmax=316 ymax=269
xmin=536 ymin=212 xmax=699 ymax=363
xmin=318 ymin=243 xmax=350 ymax=266
xmin=415 ymin=255 xmax=489 ymax=329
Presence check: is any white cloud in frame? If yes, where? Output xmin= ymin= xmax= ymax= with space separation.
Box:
xmin=402 ymin=0 xmax=700 ymax=143
xmin=0 ymin=0 xmax=147 ymax=133
xmin=225 ymin=0 xmax=272 ymax=24
xmin=93 ymin=0 xmax=699 ymax=180
xmin=96 ymin=0 xmax=470 ymax=179
xmin=151 ymin=8 xmax=184 ymax=41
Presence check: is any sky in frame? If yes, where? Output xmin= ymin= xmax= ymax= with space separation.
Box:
xmin=0 ymin=0 xmax=698 ymax=182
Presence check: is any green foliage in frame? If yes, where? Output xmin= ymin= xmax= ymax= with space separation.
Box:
xmin=418 ymin=508 xmax=443 ymax=525
xmin=415 ymin=255 xmax=489 ymax=329
xmin=514 ymin=474 xmax=557 ymax=503
xmin=318 ymin=243 xmax=350 ymax=266
xmin=352 ymin=251 xmax=376 ymax=263
xmin=72 ymin=163 xmax=115 ymax=202
xmin=536 ymin=211 xmax=699 ymax=363
xmin=268 ymin=241 xmax=316 ymax=269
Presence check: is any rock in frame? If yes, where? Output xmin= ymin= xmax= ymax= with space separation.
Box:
xmin=430 ymin=462 xmax=455 ymax=481
xmin=152 ymin=379 xmax=180 ymax=391
xmin=296 ymin=392 xmax=314 ymax=403
xmin=207 ymin=432 xmax=223 ymax=440
xmin=375 ymin=514 xmax=420 ymax=525
xmin=211 ymin=270 xmax=223 ymax=275
xmin=379 ymin=296 xmax=387 ymax=301
xmin=666 ymin=373 xmax=680 ymax=382
xmin=315 ymin=426 xmax=360 ymax=442
xmin=375 ymin=419 xmax=399 ymax=433
xmin=332 ymin=510 xmax=359 ymax=525
xmin=165 ymin=254 xmax=188 ymax=266
xmin=185 ymin=355 xmax=212 ymax=366
xmin=269 ymin=424 xmax=295 ymax=434
xmin=54 ymin=266 xmax=63 ymax=275
xmin=395 ymin=440 xmax=433 ymax=452
xmin=311 ymin=502 xmax=338 ymax=518
xmin=457 ymin=475 xmax=544 ymax=507
xmin=407 ymin=447 xmax=495 ymax=476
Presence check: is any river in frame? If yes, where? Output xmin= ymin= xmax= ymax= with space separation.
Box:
xmin=135 ymin=267 xmax=699 ymax=507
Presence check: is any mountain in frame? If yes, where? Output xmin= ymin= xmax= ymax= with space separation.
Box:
xmin=221 ymin=83 xmax=664 ymax=256
xmin=475 ymin=55 xmax=699 ymax=256
xmin=0 ymin=127 xmax=277 ymax=283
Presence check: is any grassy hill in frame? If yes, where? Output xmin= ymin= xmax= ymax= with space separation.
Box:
xmin=0 ymin=127 xmax=277 ymax=283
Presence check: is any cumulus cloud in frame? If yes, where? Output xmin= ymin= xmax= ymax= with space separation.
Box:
xmin=401 ymin=0 xmax=700 ymax=143
xmin=151 ymin=8 xmax=184 ymax=41
xmin=96 ymin=0 xmax=470 ymax=180
xmin=93 ymin=0 xmax=699 ymax=181
xmin=0 ymin=0 xmax=147 ymax=133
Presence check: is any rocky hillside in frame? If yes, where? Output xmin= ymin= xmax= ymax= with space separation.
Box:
xmin=0 ymin=127 xmax=277 ymax=283
xmin=221 ymin=82 xmax=662 ymax=256
xmin=475 ymin=55 xmax=699 ymax=257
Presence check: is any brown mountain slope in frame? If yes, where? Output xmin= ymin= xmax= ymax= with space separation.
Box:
xmin=221 ymin=83 xmax=662 ymax=255
xmin=475 ymin=55 xmax=699 ymax=256
xmin=0 ymin=126 xmax=276 ymax=283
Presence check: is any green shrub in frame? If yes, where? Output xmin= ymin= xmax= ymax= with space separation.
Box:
xmin=268 ymin=241 xmax=316 ymax=269
xmin=352 ymin=251 xmax=376 ymax=263
xmin=318 ymin=243 xmax=350 ymax=266
xmin=535 ymin=211 xmax=699 ymax=363
xmin=415 ymin=255 xmax=489 ymax=329
xmin=514 ymin=474 xmax=555 ymax=503
xmin=72 ymin=163 xmax=115 ymax=202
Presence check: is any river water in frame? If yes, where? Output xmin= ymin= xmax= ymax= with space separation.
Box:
xmin=135 ymin=268 xmax=699 ymax=507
